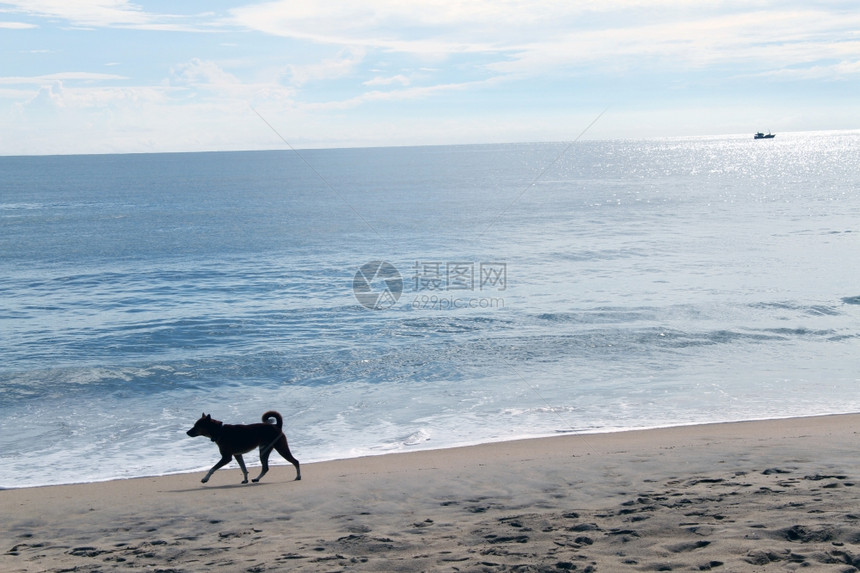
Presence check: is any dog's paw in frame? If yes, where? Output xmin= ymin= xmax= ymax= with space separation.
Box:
xmin=251 ymin=478 xmax=260 ymax=483
xmin=241 ymin=479 xmax=249 ymax=484
xmin=201 ymin=477 xmax=209 ymax=483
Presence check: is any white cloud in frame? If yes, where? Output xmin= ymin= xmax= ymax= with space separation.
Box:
xmin=166 ymin=58 xmax=296 ymax=106
xmin=300 ymin=76 xmax=502 ymax=111
xmin=363 ymin=74 xmax=410 ymax=87
xmin=3 ymin=76 xmax=277 ymax=155
xmin=287 ymin=48 xmax=366 ymax=86
xmin=0 ymin=0 xmax=221 ymax=31
xmin=0 ymin=20 xmax=37 ymax=28
xmin=755 ymin=59 xmax=860 ymax=81
xmin=170 ymin=59 xmax=242 ymax=89
xmin=25 ymin=81 xmax=65 ymax=110
xmin=229 ymin=0 xmax=531 ymax=54
xmin=16 ymin=81 xmax=170 ymax=112
xmin=0 ymin=72 xmax=129 ymax=85
xmin=1 ymin=0 xmax=151 ymax=27
xmin=484 ymin=8 xmax=860 ymax=79
xmin=230 ymin=1 xmax=860 ymax=81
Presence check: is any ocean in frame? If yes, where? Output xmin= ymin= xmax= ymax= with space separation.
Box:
xmin=2 ymin=131 xmax=859 ymax=488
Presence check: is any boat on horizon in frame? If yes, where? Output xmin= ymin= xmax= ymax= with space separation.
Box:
xmin=754 ymin=131 xmax=776 ymax=139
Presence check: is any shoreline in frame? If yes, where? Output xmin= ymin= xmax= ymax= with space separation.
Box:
xmin=5 ymin=412 xmax=857 ymax=491
xmin=3 ymin=413 xmax=859 ymax=571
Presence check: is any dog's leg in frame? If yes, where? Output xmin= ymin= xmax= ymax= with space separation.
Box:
xmin=252 ymin=445 xmax=270 ymax=483
xmin=234 ymin=454 xmax=249 ymax=484
xmin=202 ymin=453 xmax=233 ymax=483
xmin=274 ymin=435 xmax=302 ymax=481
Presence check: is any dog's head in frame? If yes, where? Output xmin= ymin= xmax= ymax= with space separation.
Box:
xmin=186 ymin=413 xmax=220 ymax=440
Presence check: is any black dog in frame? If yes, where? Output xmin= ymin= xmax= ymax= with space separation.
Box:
xmin=186 ymin=411 xmax=301 ymax=484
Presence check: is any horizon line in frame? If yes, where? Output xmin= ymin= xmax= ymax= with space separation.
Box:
xmin=2 ymin=127 xmax=859 ymax=159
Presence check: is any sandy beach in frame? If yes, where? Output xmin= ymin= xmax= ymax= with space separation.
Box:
xmin=2 ymin=414 xmax=859 ymax=572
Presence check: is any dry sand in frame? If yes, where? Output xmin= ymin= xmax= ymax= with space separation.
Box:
xmin=2 ymin=414 xmax=859 ymax=572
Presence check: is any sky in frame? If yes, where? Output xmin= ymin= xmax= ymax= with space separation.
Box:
xmin=1 ymin=1 xmax=859 ymax=155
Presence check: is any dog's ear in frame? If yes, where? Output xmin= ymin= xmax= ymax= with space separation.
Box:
xmin=205 ymin=413 xmax=211 ymax=420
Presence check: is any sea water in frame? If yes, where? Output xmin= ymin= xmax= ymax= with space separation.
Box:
xmin=2 ymin=131 xmax=859 ymax=488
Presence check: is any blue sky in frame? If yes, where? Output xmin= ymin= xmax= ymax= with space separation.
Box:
xmin=1 ymin=1 xmax=858 ymax=155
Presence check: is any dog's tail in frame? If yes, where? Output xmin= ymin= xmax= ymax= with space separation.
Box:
xmin=262 ymin=410 xmax=283 ymax=429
